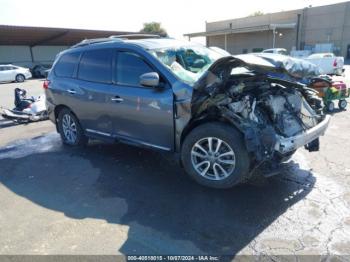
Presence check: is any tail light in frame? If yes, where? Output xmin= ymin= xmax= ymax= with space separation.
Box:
xmin=333 ymin=59 xmax=337 ymax=67
xmin=43 ymin=80 xmax=50 ymax=89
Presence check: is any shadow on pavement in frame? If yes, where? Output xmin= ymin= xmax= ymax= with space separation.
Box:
xmin=326 ymin=107 xmax=347 ymax=115
xmin=0 ymin=135 xmax=316 ymax=255
xmin=0 ymin=118 xmax=25 ymax=128
xmin=0 ymin=117 xmax=49 ymax=129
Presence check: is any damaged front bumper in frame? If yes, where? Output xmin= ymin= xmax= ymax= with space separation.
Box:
xmin=275 ymin=115 xmax=331 ymax=154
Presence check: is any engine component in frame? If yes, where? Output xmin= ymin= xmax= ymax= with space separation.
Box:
xmin=263 ymin=90 xmax=318 ymax=137
xmin=228 ymin=95 xmax=258 ymax=122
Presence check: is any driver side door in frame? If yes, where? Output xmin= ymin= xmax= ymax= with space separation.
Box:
xmin=111 ymin=51 xmax=175 ymax=151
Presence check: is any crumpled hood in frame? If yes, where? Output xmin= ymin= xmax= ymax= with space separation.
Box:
xmin=193 ymin=53 xmax=321 ymax=92
xmin=251 ymin=53 xmax=322 ymax=78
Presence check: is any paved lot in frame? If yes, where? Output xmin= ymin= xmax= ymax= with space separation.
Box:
xmin=0 ymin=78 xmax=350 ymax=257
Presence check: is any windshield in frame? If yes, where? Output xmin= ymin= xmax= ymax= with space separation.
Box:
xmin=149 ymin=45 xmax=225 ymax=85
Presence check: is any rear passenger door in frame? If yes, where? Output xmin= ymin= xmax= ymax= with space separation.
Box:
xmin=74 ymin=48 xmax=117 ymax=136
xmin=111 ymin=51 xmax=174 ymax=151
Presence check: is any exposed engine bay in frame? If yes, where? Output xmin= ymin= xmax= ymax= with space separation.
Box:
xmin=225 ymin=75 xmax=322 ymax=138
xmin=189 ymin=56 xmax=328 ymax=163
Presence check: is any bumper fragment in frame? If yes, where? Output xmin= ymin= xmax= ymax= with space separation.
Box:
xmin=275 ymin=115 xmax=331 ymax=154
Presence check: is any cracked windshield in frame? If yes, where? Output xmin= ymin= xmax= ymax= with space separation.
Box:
xmin=149 ymin=45 xmax=225 ymax=84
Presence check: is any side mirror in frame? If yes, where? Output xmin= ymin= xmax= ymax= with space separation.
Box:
xmin=140 ymin=72 xmax=160 ymax=87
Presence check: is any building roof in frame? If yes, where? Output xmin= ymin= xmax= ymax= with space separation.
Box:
xmin=0 ymin=25 xmax=136 ymax=46
xmin=184 ymin=23 xmax=296 ymax=38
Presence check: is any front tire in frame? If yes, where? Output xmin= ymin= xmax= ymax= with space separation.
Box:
xmin=181 ymin=122 xmax=250 ymax=189
xmin=15 ymin=74 xmax=25 ymax=83
xmin=57 ymin=108 xmax=88 ymax=146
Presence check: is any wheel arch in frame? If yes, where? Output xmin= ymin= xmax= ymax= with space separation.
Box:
xmin=179 ymin=114 xmax=243 ymax=152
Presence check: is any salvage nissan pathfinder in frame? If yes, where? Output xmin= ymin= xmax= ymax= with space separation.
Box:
xmin=45 ymin=35 xmax=330 ymax=188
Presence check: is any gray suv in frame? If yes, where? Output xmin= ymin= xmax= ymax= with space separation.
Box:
xmin=45 ymin=36 xmax=330 ymax=188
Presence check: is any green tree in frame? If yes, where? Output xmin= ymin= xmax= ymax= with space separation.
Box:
xmin=140 ymin=22 xmax=168 ymax=37
xmin=249 ymin=11 xmax=264 ymax=17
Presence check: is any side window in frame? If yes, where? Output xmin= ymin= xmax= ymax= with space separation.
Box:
xmin=0 ymin=67 xmax=3 ymax=71
xmin=252 ymin=48 xmax=263 ymax=53
xmin=55 ymin=52 xmax=80 ymax=78
xmin=116 ymin=52 xmax=153 ymax=86
xmin=78 ymin=49 xmax=113 ymax=84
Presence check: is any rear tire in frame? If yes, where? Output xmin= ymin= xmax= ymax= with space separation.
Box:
xmin=181 ymin=122 xmax=250 ymax=189
xmin=338 ymin=99 xmax=347 ymax=110
xmin=15 ymin=74 xmax=25 ymax=83
xmin=57 ymin=108 xmax=88 ymax=146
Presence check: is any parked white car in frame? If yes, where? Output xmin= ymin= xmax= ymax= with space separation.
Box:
xmin=0 ymin=64 xmax=32 ymax=83
xmin=306 ymin=53 xmax=344 ymax=75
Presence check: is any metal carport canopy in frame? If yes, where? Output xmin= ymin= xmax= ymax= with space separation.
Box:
xmin=0 ymin=25 xmax=136 ymax=46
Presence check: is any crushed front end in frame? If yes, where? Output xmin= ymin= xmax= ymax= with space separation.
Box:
xmin=190 ymin=54 xmax=330 ymax=168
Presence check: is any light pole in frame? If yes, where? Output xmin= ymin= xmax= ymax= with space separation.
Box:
xmin=272 ymin=29 xmax=283 ymax=48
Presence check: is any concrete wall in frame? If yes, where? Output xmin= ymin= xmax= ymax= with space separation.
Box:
xmin=342 ymin=2 xmax=350 ymax=58
xmin=32 ymin=46 xmax=68 ymax=63
xmin=207 ymin=9 xmax=300 ymax=54
xmin=206 ymin=1 xmax=350 ymax=58
xmin=0 ymin=46 xmax=31 ymax=64
xmin=0 ymin=45 xmax=68 ymax=68
xmin=301 ymin=1 xmax=350 ymax=57
xmin=208 ymin=29 xmax=296 ymax=55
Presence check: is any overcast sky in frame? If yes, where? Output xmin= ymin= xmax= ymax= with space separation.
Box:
xmin=0 ymin=0 xmax=347 ymax=44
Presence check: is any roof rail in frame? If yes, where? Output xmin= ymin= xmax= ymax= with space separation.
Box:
xmin=109 ymin=34 xmax=161 ymax=40
xmin=71 ymin=37 xmax=123 ymax=48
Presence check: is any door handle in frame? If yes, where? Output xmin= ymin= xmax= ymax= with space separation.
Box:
xmin=111 ymin=96 xmax=124 ymax=102
xmin=67 ymin=89 xmax=76 ymax=94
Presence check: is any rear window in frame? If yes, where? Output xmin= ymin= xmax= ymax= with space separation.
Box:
xmin=78 ymin=49 xmax=113 ymax=84
xmin=54 ymin=52 xmax=80 ymax=78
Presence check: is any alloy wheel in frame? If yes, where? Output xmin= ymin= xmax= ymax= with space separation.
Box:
xmin=191 ymin=137 xmax=236 ymax=181
xmin=16 ymin=75 xmax=24 ymax=82
xmin=62 ymin=114 xmax=77 ymax=144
